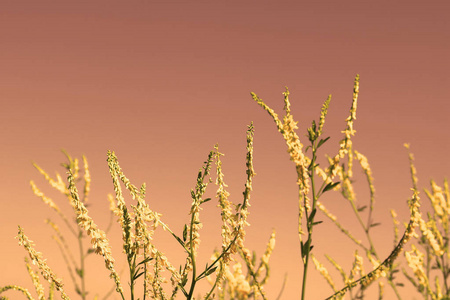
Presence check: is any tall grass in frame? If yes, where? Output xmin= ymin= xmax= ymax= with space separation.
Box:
xmin=2 ymin=76 xmax=447 ymax=299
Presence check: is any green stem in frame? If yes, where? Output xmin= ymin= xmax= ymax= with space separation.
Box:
xmin=187 ymin=221 xmax=197 ymax=300
xmin=129 ymin=254 xmax=136 ymax=300
xmin=78 ymin=230 xmax=86 ymax=300
xmin=426 ymin=246 xmax=431 ymax=300
xmin=440 ymin=255 xmax=448 ymax=296
xmin=196 ymin=230 xmax=239 ymax=281
xmin=301 ymin=142 xmax=318 ymax=300
xmin=203 ymin=273 xmax=220 ymax=300
xmin=143 ymin=245 xmax=148 ymax=300
xmin=348 ymin=189 xmax=402 ymax=299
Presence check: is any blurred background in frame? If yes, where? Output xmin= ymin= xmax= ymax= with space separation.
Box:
xmin=1 ymin=0 xmax=449 ymax=299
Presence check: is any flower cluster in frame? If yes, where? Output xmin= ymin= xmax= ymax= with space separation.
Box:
xmin=16 ymin=226 xmax=69 ymax=299
xmin=67 ymin=171 xmax=124 ymax=295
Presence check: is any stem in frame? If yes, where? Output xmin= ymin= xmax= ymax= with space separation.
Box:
xmin=275 ymin=273 xmax=288 ymax=300
xmin=440 ymin=255 xmax=448 ymax=295
xmin=187 ymin=219 xmax=197 ymax=300
xmin=143 ymin=245 xmax=148 ymax=300
xmin=348 ymin=188 xmax=403 ymax=298
xmin=241 ymin=249 xmax=267 ymax=300
xmin=203 ymin=274 xmax=220 ymax=300
xmin=387 ymin=279 xmax=402 ymax=299
xmin=78 ymin=230 xmax=86 ymax=300
xmin=129 ymin=254 xmax=136 ymax=300
xmin=196 ymin=230 xmax=240 ymax=281
xmin=426 ymin=246 xmax=431 ymax=300
xmin=187 ymin=200 xmax=201 ymax=299
xmin=301 ymin=142 xmax=318 ymax=300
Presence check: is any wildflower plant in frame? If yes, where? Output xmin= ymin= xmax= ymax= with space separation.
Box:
xmin=400 ymin=144 xmax=450 ymax=299
xmin=2 ymin=76 xmax=447 ymax=299
xmin=251 ymin=75 xmax=423 ymax=299
xmin=3 ymin=123 xmax=276 ymax=300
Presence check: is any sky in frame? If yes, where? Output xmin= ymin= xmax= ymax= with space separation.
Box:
xmin=1 ymin=1 xmax=449 ymax=299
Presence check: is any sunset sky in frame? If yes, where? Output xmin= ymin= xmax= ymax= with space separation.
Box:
xmin=1 ymin=1 xmax=449 ymax=299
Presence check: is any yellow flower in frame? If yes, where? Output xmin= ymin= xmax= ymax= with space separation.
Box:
xmin=67 ymin=171 xmax=123 ymax=295
xmin=17 ymin=227 xmax=69 ymax=299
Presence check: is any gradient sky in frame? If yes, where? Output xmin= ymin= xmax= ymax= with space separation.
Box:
xmin=1 ymin=1 xmax=449 ymax=299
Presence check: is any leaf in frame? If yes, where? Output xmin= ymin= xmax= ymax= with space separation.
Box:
xmin=76 ymin=268 xmax=84 ymax=278
xmin=435 ymin=260 xmax=442 ymax=268
xmin=307 ymin=127 xmax=316 ymax=142
xmin=173 ymin=234 xmax=185 ymax=247
xmin=201 ymin=198 xmax=212 ymax=204
xmin=395 ymin=283 xmax=404 ymax=287
xmin=317 ymin=137 xmax=331 ymax=149
xmin=357 ymin=205 xmax=367 ymax=212
xmin=75 ymin=286 xmax=82 ymax=295
xmin=308 ymin=157 xmax=317 ymax=172
xmin=313 ymin=221 xmax=323 ymax=226
xmin=137 ymin=256 xmax=153 ymax=266
xmin=370 ymin=222 xmax=381 ymax=228
xmin=183 ymin=224 xmax=188 ymax=242
xmin=133 ymin=270 xmax=145 ymax=281
xmin=301 ymin=240 xmax=311 ymax=258
xmin=323 ymin=181 xmax=340 ymax=192
xmin=204 ymin=266 xmax=218 ymax=277
xmin=181 ymin=274 xmax=188 ymax=287
xmin=308 ymin=208 xmax=317 ymax=223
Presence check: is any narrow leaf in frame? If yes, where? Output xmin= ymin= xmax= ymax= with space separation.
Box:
xmin=201 ymin=197 xmax=212 ymax=204
xmin=137 ymin=257 xmax=153 ymax=267
xmin=174 ymin=235 xmax=185 ymax=247
xmin=317 ymin=137 xmax=331 ymax=149
xmin=183 ymin=224 xmax=188 ymax=242
xmin=181 ymin=275 xmax=188 ymax=287
xmin=323 ymin=181 xmax=340 ymax=192
xmin=204 ymin=266 xmax=218 ymax=277
xmin=308 ymin=208 xmax=317 ymax=223
xmin=134 ymin=271 xmax=145 ymax=281
xmin=76 ymin=268 xmax=84 ymax=278
xmin=357 ymin=205 xmax=367 ymax=212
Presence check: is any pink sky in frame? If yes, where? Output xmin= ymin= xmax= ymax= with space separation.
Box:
xmin=1 ymin=1 xmax=449 ymax=299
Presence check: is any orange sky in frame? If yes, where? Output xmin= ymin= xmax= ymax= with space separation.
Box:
xmin=1 ymin=1 xmax=449 ymax=299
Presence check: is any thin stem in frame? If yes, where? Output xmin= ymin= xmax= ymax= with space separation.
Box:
xmin=78 ymin=230 xmax=86 ymax=300
xmin=196 ymin=230 xmax=239 ymax=281
xmin=240 ymin=249 xmax=267 ymax=300
xmin=301 ymin=141 xmax=318 ymax=300
xmin=347 ymin=187 xmax=402 ymax=298
xmin=187 ymin=211 xmax=197 ymax=300
xmin=426 ymin=246 xmax=431 ymax=300
xmin=143 ymin=245 xmax=148 ymax=300
xmin=203 ymin=274 xmax=220 ymax=300
xmin=275 ymin=273 xmax=288 ymax=300
xmin=440 ymin=255 xmax=448 ymax=295
xmin=129 ymin=254 xmax=136 ymax=300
